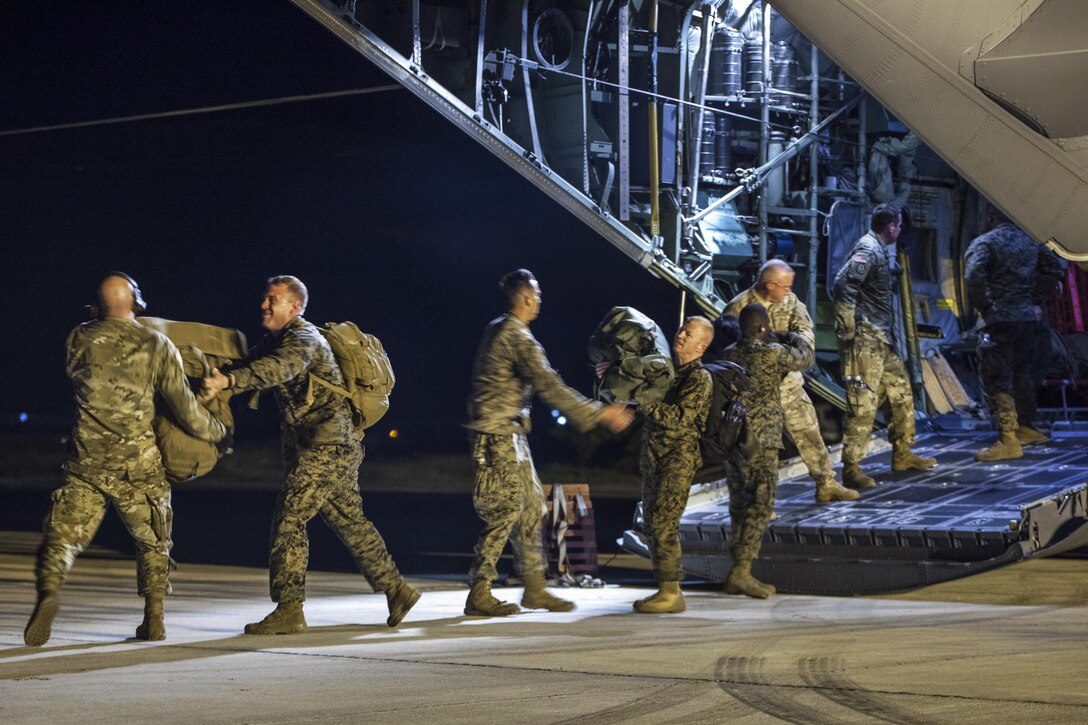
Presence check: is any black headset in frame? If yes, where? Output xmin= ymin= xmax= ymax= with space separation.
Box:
xmin=105 ymin=271 xmax=148 ymax=315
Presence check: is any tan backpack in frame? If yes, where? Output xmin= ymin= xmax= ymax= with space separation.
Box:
xmin=309 ymin=321 xmax=395 ymax=432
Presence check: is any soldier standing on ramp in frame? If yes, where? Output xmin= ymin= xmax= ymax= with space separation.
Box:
xmin=633 ymin=316 xmax=714 ymax=614
xmin=464 ymin=269 xmax=634 ymax=616
xmin=965 ymin=206 xmax=1062 ymax=461
xmin=833 ymin=204 xmax=936 ymax=490
xmin=25 ymin=273 xmax=227 ymax=646
xmin=201 ymin=275 xmax=419 ymax=634
xmin=725 ymin=260 xmax=858 ymax=503
xmin=720 ymin=304 xmax=814 ymax=598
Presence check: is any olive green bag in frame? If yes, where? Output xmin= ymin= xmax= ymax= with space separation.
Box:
xmin=138 ymin=317 xmax=247 ymax=483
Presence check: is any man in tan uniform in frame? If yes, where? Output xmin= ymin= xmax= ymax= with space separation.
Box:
xmin=25 ymin=274 xmax=226 ymax=646
xmin=726 ymin=260 xmax=858 ymax=503
xmin=464 ymin=269 xmax=633 ymax=616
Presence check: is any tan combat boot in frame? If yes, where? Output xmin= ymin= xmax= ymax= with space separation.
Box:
xmin=244 ymin=602 xmax=307 ymax=635
xmin=1016 ymin=425 xmax=1049 ymax=446
xmin=633 ymin=581 xmax=685 ymax=613
xmin=975 ymin=431 xmax=1023 ymax=462
xmin=24 ymin=588 xmax=60 ymax=647
xmin=724 ymin=562 xmax=775 ymax=599
xmin=135 ymin=592 xmax=166 ymax=641
xmin=815 ymin=478 xmax=860 ymax=503
xmin=892 ymin=441 xmax=937 ymax=471
xmin=521 ymin=571 xmax=575 ymax=612
xmin=464 ymin=579 xmax=520 ymax=617
xmin=841 ymin=462 xmax=876 ymax=490
xmin=385 ymin=579 xmax=421 ymax=627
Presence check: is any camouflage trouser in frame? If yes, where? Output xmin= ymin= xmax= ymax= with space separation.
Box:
xmin=841 ymin=337 xmax=916 ymax=464
xmin=780 ymin=373 xmax=835 ymax=486
xmin=979 ymin=321 xmax=1037 ymax=432
xmin=37 ymin=462 xmax=173 ymax=596
xmin=724 ymin=443 xmax=778 ymax=566
xmin=639 ymin=445 xmax=699 ymax=583
xmin=468 ymin=432 xmax=547 ymax=583
xmin=270 ymin=442 xmax=401 ymax=604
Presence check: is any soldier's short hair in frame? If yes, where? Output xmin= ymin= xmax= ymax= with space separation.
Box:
xmin=870 ymin=203 xmax=901 ymax=233
xmin=267 ymin=275 xmax=309 ymax=313
xmin=500 ymin=269 xmax=537 ymax=305
xmin=756 ymin=258 xmax=794 ymax=286
xmin=738 ymin=303 xmax=770 ymax=339
xmin=684 ymin=316 xmax=714 ymax=339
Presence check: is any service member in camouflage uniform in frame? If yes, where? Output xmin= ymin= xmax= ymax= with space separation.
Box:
xmin=465 ymin=269 xmax=633 ymax=616
xmin=833 ymin=204 xmax=936 ymax=490
xmin=633 ymin=317 xmax=714 ymax=614
xmin=202 ymin=276 xmax=419 ymax=634
xmin=720 ymin=304 xmax=814 ymax=598
xmin=965 ymin=207 xmax=1062 ymax=461
xmin=24 ymin=274 xmax=227 ymax=647
xmin=726 ymin=260 xmax=857 ymax=503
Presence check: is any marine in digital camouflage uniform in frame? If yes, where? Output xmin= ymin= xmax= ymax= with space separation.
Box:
xmin=720 ymin=304 xmax=814 ymax=598
xmin=726 ymin=260 xmax=857 ymax=503
xmin=965 ymin=210 xmax=1062 ymax=461
xmin=464 ymin=269 xmax=633 ymax=616
xmin=833 ymin=204 xmax=935 ymax=490
xmin=633 ymin=317 xmax=714 ymax=614
xmin=202 ymin=275 xmax=419 ymax=634
xmin=24 ymin=274 xmax=226 ymax=647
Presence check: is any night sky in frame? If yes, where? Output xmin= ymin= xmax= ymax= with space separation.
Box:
xmin=1 ymin=1 xmax=680 ymax=452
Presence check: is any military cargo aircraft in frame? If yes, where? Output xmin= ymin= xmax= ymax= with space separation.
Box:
xmin=290 ymin=0 xmax=1088 ymax=592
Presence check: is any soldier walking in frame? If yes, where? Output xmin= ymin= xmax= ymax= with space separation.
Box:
xmin=201 ymin=275 xmax=419 ymax=633
xmin=464 ymin=269 xmax=633 ymax=616
xmin=725 ymin=260 xmax=857 ymax=503
xmin=965 ymin=206 xmax=1062 ymax=461
xmin=25 ymin=274 xmax=226 ymax=646
xmin=633 ymin=317 xmax=714 ymax=614
xmin=719 ymin=304 xmax=814 ymax=598
xmin=833 ymin=204 xmax=935 ymax=490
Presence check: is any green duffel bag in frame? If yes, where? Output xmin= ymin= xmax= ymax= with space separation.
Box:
xmin=138 ymin=317 xmax=247 ymax=484
xmin=587 ymin=306 xmax=675 ymax=406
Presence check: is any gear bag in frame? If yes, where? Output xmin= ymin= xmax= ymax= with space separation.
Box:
xmin=587 ymin=306 xmax=675 ymax=406
xmin=138 ymin=317 xmax=246 ymax=484
xmin=309 ymin=321 xmax=395 ymax=431
xmin=700 ymin=360 xmax=750 ymax=466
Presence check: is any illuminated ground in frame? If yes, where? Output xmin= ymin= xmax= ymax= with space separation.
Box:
xmin=1 ymin=539 xmax=1086 ymax=723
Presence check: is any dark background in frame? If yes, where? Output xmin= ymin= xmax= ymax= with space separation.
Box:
xmin=0 ymin=0 xmax=681 ymax=456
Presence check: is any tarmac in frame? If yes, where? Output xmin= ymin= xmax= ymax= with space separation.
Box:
xmin=1 ymin=536 xmax=1086 ymax=724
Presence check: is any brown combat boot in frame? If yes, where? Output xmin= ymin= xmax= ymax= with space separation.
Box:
xmin=244 ymin=602 xmax=307 ymax=635
xmin=842 ymin=462 xmax=876 ymax=490
xmin=633 ymin=581 xmax=685 ymax=614
xmin=464 ymin=579 xmax=520 ymax=617
xmin=135 ymin=592 xmax=166 ymax=641
xmin=724 ymin=562 xmax=775 ymax=599
xmin=815 ymin=478 xmax=860 ymax=503
xmin=24 ymin=589 xmax=60 ymax=647
xmin=385 ymin=579 xmax=421 ymax=628
xmin=975 ymin=431 xmax=1023 ymax=462
xmin=1016 ymin=425 xmax=1049 ymax=446
xmin=892 ymin=441 xmax=937 ymax=471
xmin=521 ymin=571 xmax=575 ymax=612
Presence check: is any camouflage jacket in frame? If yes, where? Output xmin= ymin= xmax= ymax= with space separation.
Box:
xmin=726 ymin=286 xmax=815 ymax=394
xmin=964 ymin=223 xmax=1063 ymax=327
xmin=833 ymin=231 xmax=896 ymax=344
xmin=722 ymin=334 xmax=813 ymax=450
xmin=466 ymin=314 xmax=601 ymax=435
xmin=65 ymin=317 xmax=225 ymax=476
xmin=231 ymin=316 xmax=355 ymax=448
xmin=641 ymin=359 xmax=713 ymax=461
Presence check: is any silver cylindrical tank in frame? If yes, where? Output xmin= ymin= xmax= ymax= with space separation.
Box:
xmin=771 ymin=41 xmax=798 ymax=102
xmin=744 ymin=41 xmax=764 ymax=95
